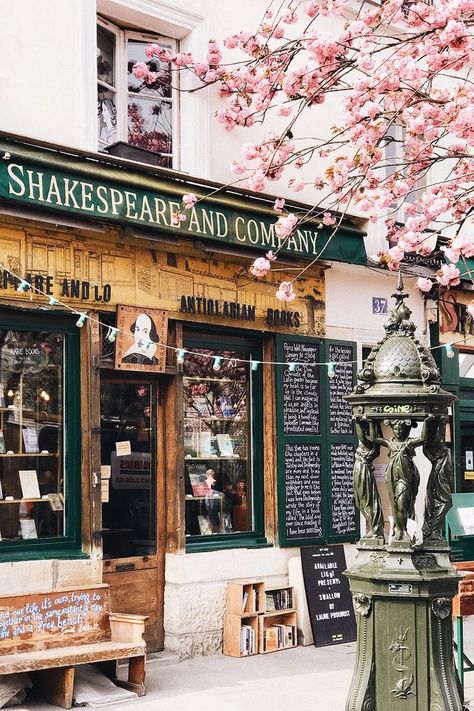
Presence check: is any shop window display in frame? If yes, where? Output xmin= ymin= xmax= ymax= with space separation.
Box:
xmin=0 ymin=329 xmax=65 ymax=541
xmin=183 ymin=349 xmax=253 ymax=537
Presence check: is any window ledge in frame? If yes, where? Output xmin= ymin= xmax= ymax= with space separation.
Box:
xmin=186 ymin=535 xmax=269 ymax=554
xmin=0 ymin=549 xmax=89 ymax=563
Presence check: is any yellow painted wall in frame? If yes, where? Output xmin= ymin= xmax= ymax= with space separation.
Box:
xmin=0 ymin=219 xmax=325 ymax=336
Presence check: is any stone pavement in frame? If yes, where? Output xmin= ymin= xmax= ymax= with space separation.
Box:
xmin=15 ymin=619 xmax=474 ymax=711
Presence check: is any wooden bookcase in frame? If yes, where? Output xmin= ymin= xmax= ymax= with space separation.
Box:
xmin=223 ymin=581 xmax=297 ymax=657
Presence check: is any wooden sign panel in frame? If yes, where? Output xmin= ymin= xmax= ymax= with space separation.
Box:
xmin=301 ymin=545 xmax=356 ymax=647
xmin=0 ymin=585 xmax=109 ymax=653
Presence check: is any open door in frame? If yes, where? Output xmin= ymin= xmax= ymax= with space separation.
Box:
xmin=100 ymin=379 xmax=162 ymax=650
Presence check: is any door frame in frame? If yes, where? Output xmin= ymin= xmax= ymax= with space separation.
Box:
xmin=99 ymin=370 xmax=166 ymax=650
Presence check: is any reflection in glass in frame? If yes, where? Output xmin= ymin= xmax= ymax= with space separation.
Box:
xmin=100 ymin=382 xmax=156 ymax=558
xmin=97 ymin=26 xmax=115 ymax=85
xmin=183 ymin=349 xmax=252 ymax=537
xmin=460 ymin=352 xmax=474 ymax=379
xmin=127 ymin=40 xmax=172 ymax=98
xmin=128 ymin=97 xmax=172 ymax=156
xmin=0 ymin=330 xmax=64 ymax=541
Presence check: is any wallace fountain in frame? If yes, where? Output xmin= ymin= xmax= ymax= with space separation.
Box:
xmin=344 ymin=274 xmax=463 ymax=711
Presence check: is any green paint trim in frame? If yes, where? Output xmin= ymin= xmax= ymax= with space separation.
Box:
xmin=183 ymin=328 xmax=265 ymax=551
xmin=0 ymin=311 xmax=82 ymax=558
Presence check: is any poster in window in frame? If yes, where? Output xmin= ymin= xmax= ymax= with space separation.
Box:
xmin=114 ymin=305 xmax=168 ymax=373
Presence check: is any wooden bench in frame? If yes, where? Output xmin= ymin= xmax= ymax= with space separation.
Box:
xmin=0 ymin=584 xmax=147 ymax=709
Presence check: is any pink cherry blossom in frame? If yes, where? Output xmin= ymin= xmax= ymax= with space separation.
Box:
xmin=436 ymin=264 xmax=461 ymax=287
xmin=250 ymin=257 xmax=271 ymax=278
xmin=183 ymin=193 xmax=197 ymax=209
xmin=276 ymin=282 xmax=296 ymax=302
xmin=416 ymin=277 xmax=433 ymax=293
xmin=274 ymin=198 xmax=285 ymax=213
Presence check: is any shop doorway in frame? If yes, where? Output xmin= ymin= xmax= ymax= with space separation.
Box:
xmin=100 ymin=378 xmax=162 ymax=650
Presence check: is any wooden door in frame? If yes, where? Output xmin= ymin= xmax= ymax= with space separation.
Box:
xmin=100 ymin=379 xmax=163 ymax=650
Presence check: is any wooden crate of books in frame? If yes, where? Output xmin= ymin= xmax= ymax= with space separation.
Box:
xmin=226 ymin=580 xmax=265 ymax=615
xmin=259 ymin=611 xmax=297 ymax=654
xmin=223 ymin=614 xmax=258 ymax=657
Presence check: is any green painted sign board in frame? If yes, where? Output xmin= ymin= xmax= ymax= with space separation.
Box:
xmin=0 ymin=147 xmax=366 ymax=265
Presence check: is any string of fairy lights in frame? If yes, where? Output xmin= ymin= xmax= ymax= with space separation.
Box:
xmin=2 ymin=264 xmax=470 ymax=375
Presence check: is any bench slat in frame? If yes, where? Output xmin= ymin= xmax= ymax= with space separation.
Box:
xmin=0 ymin=640 xmax=146 ymax=674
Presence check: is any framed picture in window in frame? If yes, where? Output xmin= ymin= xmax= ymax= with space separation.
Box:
xmin=114 ymin=306 xmax=168 ymax=373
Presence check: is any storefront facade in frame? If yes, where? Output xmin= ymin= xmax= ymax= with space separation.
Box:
xmin=0 ymin=133 xmax=375 ymax=656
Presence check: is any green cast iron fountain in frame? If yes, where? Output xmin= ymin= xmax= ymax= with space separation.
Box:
xmin=344 ymin=273 xmax=463 ymax=711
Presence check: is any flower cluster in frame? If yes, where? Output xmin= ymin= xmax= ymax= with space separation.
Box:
xmin=141 ymin=0 xmax=474 ymax=300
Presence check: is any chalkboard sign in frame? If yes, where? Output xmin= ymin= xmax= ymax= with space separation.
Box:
xmin=330 ymin=443 xmax=357 ymax=537
xmin=328 ymin=344 xmax=354 ymax=436
xmin=301 ymin=545 xmax=356 ymax=647
xmin=282 ymin=340 xmax=320 ymax=435
xmin=284 ymin=443 xmax=323 ymax=540
xmin=276 ymin=336 xmax=358 ymax=547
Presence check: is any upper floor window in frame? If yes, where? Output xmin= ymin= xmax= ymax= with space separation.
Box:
xmin=97 ymin=17 xmax=177 ymax=168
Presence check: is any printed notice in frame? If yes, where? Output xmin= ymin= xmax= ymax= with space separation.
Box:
xmin=115 ymin=441 xmax=132 ymax=457
xmin=459 ymin=507 xmax=474 ymax=535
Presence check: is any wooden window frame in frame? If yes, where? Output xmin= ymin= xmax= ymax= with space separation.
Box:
xmin=97 ymin=16 xmax=179 ymax=168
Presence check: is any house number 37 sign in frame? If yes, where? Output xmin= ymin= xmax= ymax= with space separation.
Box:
xmin=372 ymin=297 xmax=388 ymax=315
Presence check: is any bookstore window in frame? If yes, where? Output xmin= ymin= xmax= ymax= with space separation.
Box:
xmin=0 ymin=316 xmax=80 ymax=554
xmin=183 ymin=332 xmax=263 ymax=542
xmin=97 ymin=17 xmax=177 ymax=168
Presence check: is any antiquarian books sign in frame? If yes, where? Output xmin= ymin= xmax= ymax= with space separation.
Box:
xmin=115 ymin=305 xmax=168 ymax=372
xmin=301 ymin=545 xmax=356 ymax=647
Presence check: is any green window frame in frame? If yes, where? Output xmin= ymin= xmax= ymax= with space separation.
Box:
xmin=275 ymin=335 xmax=359 ymax=547
xmin=183 ymin=327 xmax=266 ymax=553
xmin=0 ymin=312 xmax=82 ymax=561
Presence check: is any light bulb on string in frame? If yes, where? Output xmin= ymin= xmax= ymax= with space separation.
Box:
xmin=176 ymin=349 xmax=186 ymax=364
xmin=250 ymin=360 xmax=259 ymax=371
xmin=106 ymin=327 xmax=118 ymax=343
xmin=144 ymin=338 xmax=152 ymax=349
xmin=213 ymin=356 xmax=222 ymax=372
xmin=327 ymin=362 xmax=336 ymax=379
xmin=48 ymin=296 xmax=59 ymax=306
xmin=16 ymin=280 xmax=30 ymax=293
xmin=445 ymin=343 xmax=455 ymax=359
xmin=288 ymin=362 xmax=297 ymax=372
xmin=75 ymin=313 xmax=87 ymax=328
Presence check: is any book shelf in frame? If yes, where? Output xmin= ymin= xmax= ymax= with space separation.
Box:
xmin=223 ymin=581 xmax=297 ymax=657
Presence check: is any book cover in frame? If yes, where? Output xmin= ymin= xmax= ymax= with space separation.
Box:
xmin=199 ymin=431 xmax=212 ymax=457
xmin=188 ymin=469 xmax=209 ymax=497
xmin=198 ymin=515 xmax=212 ymax=535
xmin=216 ymin=433 xmax=233 ymax=456
xmin=0 ymin=431 xmax=5 ymax=455
xmin=265 ymin=592 xmax=276 ymax=612
xmin=22 ymin=427 xmax=39 ymax=453
xmin=264 ymin=627 xmax=278 ymax=652
xmin=19 ymin=470 xmax=41 ymax=499
xmin=242 ymin=591 xmax=249 ymax=613
xmin=20 ymin=519 xmax=38 ymax=539
xmin=48 ymin=493 xmax=64 ymax=511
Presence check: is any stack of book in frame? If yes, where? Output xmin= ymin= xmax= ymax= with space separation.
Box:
xmin=263 ymin=624 xmax=296 ymax=652
xmin=265 ymin=588 xmax=293 ymax=612
xmin=240 ymin=624 xmax=256 ymax=656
